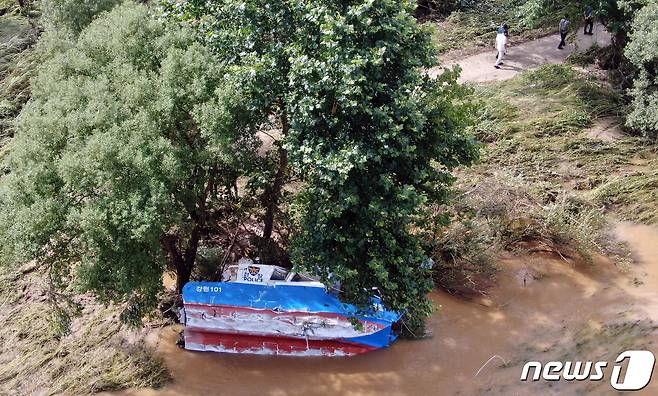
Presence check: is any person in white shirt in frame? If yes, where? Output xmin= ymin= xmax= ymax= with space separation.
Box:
xmin=494 ymin=24 xmax=509 ymax=69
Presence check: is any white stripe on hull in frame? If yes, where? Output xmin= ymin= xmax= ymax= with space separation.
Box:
xmin=184 ymin=306 xmax=383 ymax=340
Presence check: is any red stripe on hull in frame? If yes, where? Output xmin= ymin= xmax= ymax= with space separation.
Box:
xmin=184 ymin=329 xmax=376 ymax=356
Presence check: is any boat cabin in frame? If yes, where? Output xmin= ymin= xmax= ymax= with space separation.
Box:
xmin=222 ymin=261 xmax=324 ymax=288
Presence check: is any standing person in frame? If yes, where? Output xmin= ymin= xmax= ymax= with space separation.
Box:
xmin=558 ymin=14 xmax=570 ymax=49
xmin=494 ymin=23 xmax=508 ymax=69
xmin=584 ymin=5 xmax=594 ymax=35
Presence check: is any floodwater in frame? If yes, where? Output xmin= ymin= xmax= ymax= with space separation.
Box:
xmin=110 ymin=222 xmax=658 ymax=396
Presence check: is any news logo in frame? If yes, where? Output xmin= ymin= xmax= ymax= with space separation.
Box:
xmin=520 ymin=350 xmax=656 ymax=391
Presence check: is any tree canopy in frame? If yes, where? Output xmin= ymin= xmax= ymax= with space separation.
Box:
xmin=285 ymin=0 xmax=477 ymax=327
xmin=0 ymin=3 xmax=257 ymax=318
xmin=2 ymin=0 xmax=478 ymax=330
xmin=42 ymin=0 xmax=122 ymax=34
xmin=625 ymin=1 xmax=658 ymax=136
xmin=163 ymin=0 xmax=478 ymax=328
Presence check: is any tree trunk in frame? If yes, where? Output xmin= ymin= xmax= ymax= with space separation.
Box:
xmin=261 ymin=107 xmax=290 ymax=242
xmin=161 ymin=231 xmax=199 ymax=294
xmin=179 ymin=227 xmax=200 ymax=290
xmin=262 ymin=145 xmax=288 ymax=241
xmin=175 ymin=263 xmax=193 ymax=294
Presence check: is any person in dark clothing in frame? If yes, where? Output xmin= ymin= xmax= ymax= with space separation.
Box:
xmin=558 ymin=15 xmax=570 ymax=49
xmin=584 ymin=5 xmax=594 ymax=35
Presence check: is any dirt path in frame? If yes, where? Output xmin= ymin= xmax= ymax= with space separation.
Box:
xmin=429 ymin=24 xmax=611 ymax=83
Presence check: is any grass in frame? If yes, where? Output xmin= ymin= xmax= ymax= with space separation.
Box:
xmin=0 ymin=265 xmax=170 ymax=394
xmin=592 ymin=166 xmax=658 ymax=224
xmin=468 ymin=64 xmax=658 ymax=224
xmin=433 ymin=64 xmax=658 ymax=294
xmin=471 ymin=66 xmax=645 ymax=178
xmin=0 ymin=0 xmax=38 ymax=154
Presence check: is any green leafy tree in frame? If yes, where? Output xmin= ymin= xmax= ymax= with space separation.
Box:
xmin=162 ymin=0 xmax=477 ymax=330
xmin=625 ymin=1 xmax=658 ymax=136
xmin=590 ymin=1 xmax=650 ymax=75
xmin=584 ymin=1 xmax=656 ymax=134
xmin=0 ymin=3 xmax=257 ymax=318
xmin=161 ymin=0 xmax=296 ymax=260
xmin=285 ymin=0 xmax=477 ymax=330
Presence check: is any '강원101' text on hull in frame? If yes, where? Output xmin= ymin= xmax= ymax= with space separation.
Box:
xmin=181 ymin=261 xmax=401 ymax=356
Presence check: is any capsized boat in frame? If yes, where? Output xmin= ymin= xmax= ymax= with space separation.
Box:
xmin=181 ymin=261 xmax=401 ymax=356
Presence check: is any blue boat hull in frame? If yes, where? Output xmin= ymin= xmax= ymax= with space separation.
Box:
xmin=182 ymin=281 xmax=401 ymax=356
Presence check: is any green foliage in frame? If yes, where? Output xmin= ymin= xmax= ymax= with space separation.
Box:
xmin=163 ymin=0 xmax=478 ymax=330
xmin=161 ymin=0 xmax=298 ymax=260
xmin=514 ymin=0 xmax=553 ymax=30
xmin=625 ymin=1 xmax=658 ymax=137
xmin=160 ymin=0 xmax=295 ymax=113
xmin=284 ymin=1 xmax=477 ymax=329
xmin=591 ymin=1 xmax=648 ymax=81
xmin=513 ymin=0 xmax=581 ymax=31
xmin=594 ymin=0 xmax=648 ymax=39
xmin=42 ymin=0 xmax=122 ymax=34
xmin=0 ymin=3 xmax=257 ymax=318
xmin=41 ymin=0 xmax=120 ymax=32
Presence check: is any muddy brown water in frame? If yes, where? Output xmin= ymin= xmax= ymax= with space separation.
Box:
xmin=110 ymin=222 xmax=658 ymax=396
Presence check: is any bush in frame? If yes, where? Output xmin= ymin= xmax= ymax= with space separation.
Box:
xmin=625 ymin=2 xmax=658 ymax=138
xmin=1 ymin=3 xmax=257 ymax=321
xmin=42 ymin=0 xmax=121 ymax=34
xmin=514 ymin=0 xmax=551 ymax=30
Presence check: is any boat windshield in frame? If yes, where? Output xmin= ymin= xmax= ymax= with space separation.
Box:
xmin=222 ymin=261 xmax=323 ymax=287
